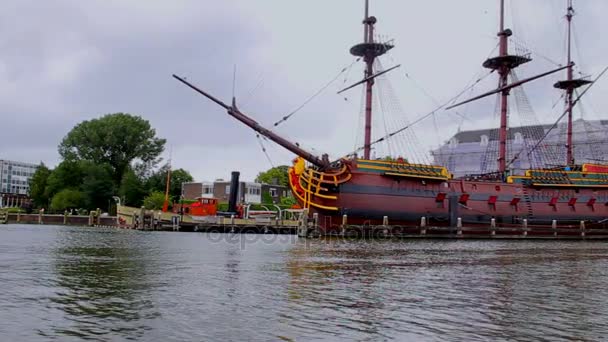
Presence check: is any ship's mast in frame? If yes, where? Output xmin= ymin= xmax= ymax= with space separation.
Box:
xmin=482 ymin=0 xmax=531 ymax=173
xmin=350 ymin=0 xmax=393 ymax=160
xmin=554 ymin=0 xmax=591 ymax=166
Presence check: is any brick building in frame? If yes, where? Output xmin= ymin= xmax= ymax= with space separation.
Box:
xmin=182 ymin=179 xmax=290 ymax=205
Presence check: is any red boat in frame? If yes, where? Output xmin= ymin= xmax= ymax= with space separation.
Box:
xmin=174 ymin=0 xmax=608 ymax=236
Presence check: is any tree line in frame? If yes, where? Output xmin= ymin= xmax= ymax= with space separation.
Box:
xmin=28 ymin=113 xmax=193 ymax=213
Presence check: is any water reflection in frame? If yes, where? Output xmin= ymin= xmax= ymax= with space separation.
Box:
xmin=48 ymin=229 xmax=159 ymax=340
xmin=1 ymin=226 xmax=608 ymax=341
xmin=283 ymin=239 xmax=608 ymax=341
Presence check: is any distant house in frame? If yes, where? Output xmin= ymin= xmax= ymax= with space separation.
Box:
xmin=182 ymin=179 xmax=290 ymax=205
xmin=431 ymin=119 xmax=608 ymax=177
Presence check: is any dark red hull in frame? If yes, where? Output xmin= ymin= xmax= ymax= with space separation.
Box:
xmin=295 ymin=163 xmax=608 ymax=235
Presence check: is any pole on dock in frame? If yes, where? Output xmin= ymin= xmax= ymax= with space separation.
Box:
xmin=39 ymin=209 xmax=44 ymax=225
xmin=552 ymin=219 xmax=557 ymax=237
xmin=64 ymin=211 xmax=68 ymax=225
xmin=382 ymin=216 xmax=389 ymax=226
xmin=522 ymin=219 xmax=528 ymax=236
xmin=457 ymin=217 xmax=463 ymax=236
xmin=448 ymin=195 xmax=459 ymax=228
xmin=491 ymin=218 xmax=496 ymax=236
xmin=420 ymin=217 xmax=427 ymax=235
xmin=580 ymin=221 xmax=586 ymax=237
xmin=140 ymin=206 xmax=145 ymax=230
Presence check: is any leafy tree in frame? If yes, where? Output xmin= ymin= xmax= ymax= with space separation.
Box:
xmin=255 ymin=165 xmax=289 ymax=187
xmin=44 ymin=161 xmax=115 ymax=211
xmin=51 ymin=189 xmax=86 ymax=211
xmin=261 ymin=191 xmax=273 ymax=204
xmin=280 ymin=195 xmax=296 ymax=207
xmin=29 ymin=163 xmax=51 ymax=208
xmin=143 ymin=191 xmax=166 ymax=210
xmin=80 ymin=162 xmax=115 ymax=210
xmin=146 ymin=165 xmax=194 ymax=202
xmin=58 ymin=113 xmax=166 ymax=184
xmin=45 ymin=161 xmax=86 ymax=200
xmin=119 ymin=168 xmax=147 ymax=207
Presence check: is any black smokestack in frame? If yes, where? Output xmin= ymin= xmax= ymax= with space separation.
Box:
xmin=228 ymin=171 xmax=240 ymax=213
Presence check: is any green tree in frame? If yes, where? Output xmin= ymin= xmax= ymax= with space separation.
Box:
xmin=146 ymin=166 xmax=194 ymax=201
xmin=280 ymin=195 xmax=296 ymax=207
xmin=255 ymin=165 xmax=289 ymax=186
xmin=44 ymin=161 xmax=115 ymax=211
xmin=119 ymin=168 xmax=147 ymax=207
xmin=51 ymin=189 xmax=86 ymax=211
xmin=261 ymin=191 xmax=273 ymax=204
xmin=29 ymin=163 xmax=51 ymax=208
xmin=143 ymin=191 xmax=166 ymax=210
xmin=45 ymin=161 xmax=86 ymax=200
xmin=80 ymin=162 xmax=115 ymax=210
xmin=58 ymin=113 xmax=166 ymax=184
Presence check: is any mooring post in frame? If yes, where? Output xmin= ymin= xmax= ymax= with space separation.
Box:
xmin=297 ymin=209 xmax=310 ymax=238
xmin=491 ymin=218 xmax=496 ymax=236
xmin=420 ymin=217 xmax=426 ymax=235
xmin=63 ymin=210 xmax=68 ymax=225
xmin=16 ymin=210 xmax=21 ymax=223
xmin=312 ymin=213 xmax=319 ymax=228
xmin=448 ymin=195 xmax=459 ymax=228
xmin=230 ymin=214 xmax=235 ymax=226
xmin=88 ymin=211 xmax=94 ymax=227
xmin=457 ymin=217 xmax=463 ymax=236
xmin=552 ymin=220 xmax=558 ymax=237
xmin=140 ymin=206 xmax=145 ymax=230
xmin=96 ymin=208 xmax=101 ymax=225
xmin=383 ymin=216 xmax=388 ymax=226
xmin=522 ymin=219 xmax=528 ymax=237
xmin=580 ymin=221 xmax=586 ymax=237
xmin=39 ymin=209 xmax=44 ymax=225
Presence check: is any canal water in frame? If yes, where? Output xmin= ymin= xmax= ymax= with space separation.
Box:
xmin=1 ymin=225 xmax=607 ymax=341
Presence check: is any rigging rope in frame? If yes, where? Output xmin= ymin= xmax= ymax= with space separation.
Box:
xmin=255 ymin=134 xmax=274 ymax=168
xmin=345 ymin=70 xmax=494 ymax=157
xmin=273 ymin=58 xmax=360 ymax=127
xmin=507 ymin=65 xmax=608 ymax=168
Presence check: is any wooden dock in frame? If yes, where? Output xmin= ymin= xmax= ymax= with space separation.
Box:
xmin=298 ymin=214 xmax=608 ymax=240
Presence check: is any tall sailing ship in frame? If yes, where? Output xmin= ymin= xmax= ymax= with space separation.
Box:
xmin=175 ymin=0 xmax=608 ymax=235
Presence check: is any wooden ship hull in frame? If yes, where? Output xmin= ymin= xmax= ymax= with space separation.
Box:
xmin=289 ymin=158 xmax=608 ymax=235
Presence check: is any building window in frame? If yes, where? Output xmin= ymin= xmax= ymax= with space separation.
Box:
xmin=269 ymin=188 xmax=277 ymax=197
xmin=514 ymin=132 xmax=524 ymax=144
xmin=225 ymin=185 xmax=231 ymax=194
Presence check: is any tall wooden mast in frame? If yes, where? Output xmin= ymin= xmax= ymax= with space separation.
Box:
xmin=554 ymin=0 xmax=592 ymax=166
xmin=482 ymin=0 xmax=531 ymax=173
xmin=350 ymin=0 xmax=393 ymax=160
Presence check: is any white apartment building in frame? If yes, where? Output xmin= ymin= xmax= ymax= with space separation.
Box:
xmin=0 ymin=160 xmax=39 ymax=208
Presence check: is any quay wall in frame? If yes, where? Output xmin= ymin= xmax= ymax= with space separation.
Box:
xmin=4 ymin=213 xmax=118 ymax=227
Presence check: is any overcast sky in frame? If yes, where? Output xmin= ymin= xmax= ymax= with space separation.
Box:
xmin=1 ymin=0 xmax=606 ymax=181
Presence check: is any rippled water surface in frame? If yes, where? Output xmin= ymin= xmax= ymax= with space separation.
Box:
xmin=1 ymin=225 xmax=608 ymax=341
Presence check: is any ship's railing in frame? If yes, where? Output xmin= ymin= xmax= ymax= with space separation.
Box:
xmin=507 ymin=168 xmax=608 ymax=187
xmin=355 ymin=159 xmax=451 ymax=180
